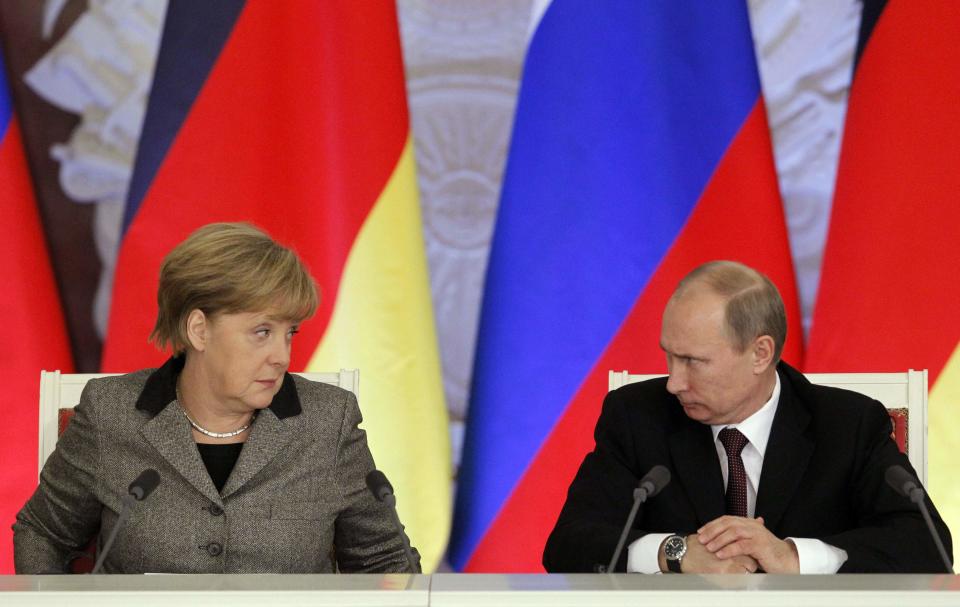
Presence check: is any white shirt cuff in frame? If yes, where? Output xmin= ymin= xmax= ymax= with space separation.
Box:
xmin=626 ymin=533 xmax=672 ymax=573
xmin=789 ymin=537 xmax=848 ymax=574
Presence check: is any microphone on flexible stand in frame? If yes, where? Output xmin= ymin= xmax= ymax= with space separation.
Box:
xmin=598 ymin=465 xmax=671 ymax=573
xmin=91 ymin=469 xmax=161 ymax=574
xmin=885 ymin=464 xmax=953 ymax=573
xmin=366 ymin=470 xmax=419 ymax=572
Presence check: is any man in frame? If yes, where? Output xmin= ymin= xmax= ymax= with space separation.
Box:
xmin=543 ymin=260 xmax=951 ymax=573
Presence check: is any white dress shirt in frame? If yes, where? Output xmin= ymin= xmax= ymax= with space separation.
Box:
xmin=627 ymin=372 xmax=848 ymax=573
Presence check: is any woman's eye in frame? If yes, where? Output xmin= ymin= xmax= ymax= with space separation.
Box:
xmin=255 ymin=329 xmax=270 ymax=338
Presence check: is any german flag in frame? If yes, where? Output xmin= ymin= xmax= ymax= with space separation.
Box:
xmin=102 ymin=1 xmax=450 ymax=570
xmin=807 ymin=0 xmax=960 ymax=558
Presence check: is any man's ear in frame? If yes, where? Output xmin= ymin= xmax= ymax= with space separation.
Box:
xmin=752 ymin=335 xmax=775 ymax=374
xmin=185 ymin=309 xmax=208 ymax=352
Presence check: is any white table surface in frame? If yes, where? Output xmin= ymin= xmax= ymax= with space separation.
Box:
xmin=429 ymin=573 xmax=960 ymax=607
xmin=0 ymin=573 xmax=428 ymax=606
xmin=3 ymin=573 xmax=959 ymax=607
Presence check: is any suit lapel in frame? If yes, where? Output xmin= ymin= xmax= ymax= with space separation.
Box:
xmin=133 ymin=362 xmax=306 ymax=503
xmin=756 ymin=371 xmax=813 ymax=531
xmin=669 ymin=421 xmax=726 ymax=526
xmin=139 ymin=401 xmax=222 ymax=504
xmin=220 ymin=407 xmax=304 ymax=499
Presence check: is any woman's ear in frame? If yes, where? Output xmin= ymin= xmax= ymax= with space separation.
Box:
xmin=185 ymin=309 xmax=208 ymax=352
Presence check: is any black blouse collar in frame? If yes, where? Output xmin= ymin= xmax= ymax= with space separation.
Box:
xmin=134 ymin=355 xmax=302 ymax=420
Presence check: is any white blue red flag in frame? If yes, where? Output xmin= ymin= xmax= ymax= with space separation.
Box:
xmin=449 ymin=1 xmax=803 ymax=571
xmin=0 ymin=44 xmax=73 ymax=572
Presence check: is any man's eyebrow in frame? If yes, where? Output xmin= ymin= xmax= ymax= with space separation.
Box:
xmin=660 ymin=344 xmax=704 ymax=360
xmin=660 ymin=343 xmax=682 ymax=355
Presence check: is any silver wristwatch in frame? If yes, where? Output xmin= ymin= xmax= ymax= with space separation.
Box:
xmin=663 ymin=534 xmax=687 ymax=573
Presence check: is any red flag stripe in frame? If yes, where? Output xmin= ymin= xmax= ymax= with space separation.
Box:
xmin=103 ymin=1 xmax=410 ymax=371
xmin=807 ymin=1 xmax=960 ymax=379
xmin=0 ymin=117 xmax=74 ymax=573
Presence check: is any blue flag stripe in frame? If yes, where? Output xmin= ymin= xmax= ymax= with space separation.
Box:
xmin=124 ymin=0 xmax=245 ymax=233
xmin=451 ymin=0 xmax=762 ymax=566
xmin=0 ymin=46 xmax=13 ymax=139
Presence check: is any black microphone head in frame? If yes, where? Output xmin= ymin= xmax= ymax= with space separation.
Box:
xmin=365 ymin=469 xmax=394 ymax=502
xmin=128 ymin=468 xmax=161 ymax=501
xmin=640 ymin=465 xmax=671 ymax=498
xmin=885 ymin=464 xmax=918 ymax=497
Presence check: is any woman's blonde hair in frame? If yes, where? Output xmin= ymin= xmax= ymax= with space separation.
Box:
xmin=150 ymin=222 xmax=318 ymax=353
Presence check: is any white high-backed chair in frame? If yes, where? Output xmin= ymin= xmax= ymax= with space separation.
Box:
xmin=38 ymin=369 xmax=359 ymax=477
xmin=608 ymin=370 xmax=928 ymax=484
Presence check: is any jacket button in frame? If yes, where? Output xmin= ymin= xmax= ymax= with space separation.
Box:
xmin=204 ymin=542 xmax=223 ymax=556
xmin=208 ymin=504 xmax=224 ymax=516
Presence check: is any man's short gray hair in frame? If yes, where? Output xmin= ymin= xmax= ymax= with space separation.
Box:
xmin=673 ymin=260 xmax=787 ymax=362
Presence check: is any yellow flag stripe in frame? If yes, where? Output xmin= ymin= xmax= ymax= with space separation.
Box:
xmin=307 ymin=137 xmax=451 ymax=571
xmin=929 ymin=342 xmax=960 ymax=562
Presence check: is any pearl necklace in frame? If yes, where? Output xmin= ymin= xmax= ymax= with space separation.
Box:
xmin=176 ymin=386 xmax=255 ymax=439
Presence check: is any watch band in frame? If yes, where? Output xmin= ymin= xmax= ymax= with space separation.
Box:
xmin=667 ymin=553 xmax=683 ymax=573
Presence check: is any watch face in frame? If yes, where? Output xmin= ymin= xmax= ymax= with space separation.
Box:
xmin=664 ymin=535 xmax=686 ymax=560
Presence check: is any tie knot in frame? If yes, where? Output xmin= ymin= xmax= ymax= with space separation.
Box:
xmin=719 ymin=427 xmax=749 ymax=456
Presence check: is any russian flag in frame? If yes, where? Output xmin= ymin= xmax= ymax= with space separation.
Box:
xmin=449 ymin=1 xmax=803 ymax=571
xmin=807 ymin=0 xmax=960 ymax=558
xmin=0 ymin=44 xmax=74 ymax=572
xmin=101 ymin=1 xmax=450 ymax=570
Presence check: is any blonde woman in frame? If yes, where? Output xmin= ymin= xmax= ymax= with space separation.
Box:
xmin=15 ymin=223 xmax=417 ymax=574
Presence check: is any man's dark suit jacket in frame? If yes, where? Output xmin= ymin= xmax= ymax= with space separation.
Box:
xmin=543 ymin=362 xmax=952 ymax=573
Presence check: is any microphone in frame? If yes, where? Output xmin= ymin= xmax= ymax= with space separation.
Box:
xmin=603 ymin=465 xmax=671 ymax=573
xmin=91 ymin=469 xmax=161 ymax=574
xmin=635 ymin=465 xmax=670 ymax=501
xmin=365 ymin=470 xmax=419 ymax=573
xmin=885 ymin=465 xmax=953 ymax=573
xmin=128 ymin=468 xmax=161 ymax=501
xmin=366 ymin=469 xmax=394 ymax=502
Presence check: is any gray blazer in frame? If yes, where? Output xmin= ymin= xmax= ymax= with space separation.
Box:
xmin=13 ymin=357 xmax=418 ymax=574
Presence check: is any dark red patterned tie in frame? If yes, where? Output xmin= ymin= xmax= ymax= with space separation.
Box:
xmin=719 ymin=427 xmax=749 ymax=518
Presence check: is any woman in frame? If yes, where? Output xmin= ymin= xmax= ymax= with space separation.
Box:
xmin=14 ymin=222 xmax=418 ymax=573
